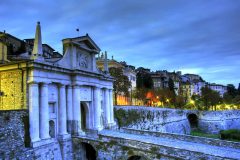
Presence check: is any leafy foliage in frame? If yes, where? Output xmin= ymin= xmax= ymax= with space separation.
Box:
xmin=220 ymin=129 xmax=240 ymax=141
xmin=200 ymin=87 xmax=222 ymax=110
xmin=136 ymin=71 xmax=153 ymax=89
xmin=109 ymin=67 xmax=131 ymax=105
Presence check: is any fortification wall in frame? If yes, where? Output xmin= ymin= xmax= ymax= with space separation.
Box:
xmin=198 ymin=110 xmax=240 ymax=134
xmin=114 ymin=106 xmax=191 ymax=134
xmin=114 ymin=106 xmax=240 ymax=134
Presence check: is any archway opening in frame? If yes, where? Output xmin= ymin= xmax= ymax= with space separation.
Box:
xmin=49 ymin=120 xmax=55 ymax=138
xmin=82 ymin=142 xmax=96 ymax=160
xmin=81 ymin=102 xmax=88 ymax=131
xmin=187 ymin=113 xmax=198 ymax=130
xmin=128 ymin=155 xmax=146 ymax=160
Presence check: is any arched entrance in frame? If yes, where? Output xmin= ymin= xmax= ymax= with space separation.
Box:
xmin=187 ymin=113 xmax=198 ymax=130
xmin=82 ymin=142 xmax=97 ymax=160
xmin=81 ymin=102 xmax=89 ymax=131
xmin=128 ymin=155 xmax=147 ymax=160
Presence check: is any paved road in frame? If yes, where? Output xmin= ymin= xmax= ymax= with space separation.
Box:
xmin=99 ymin=130 xmax=240 ymax=159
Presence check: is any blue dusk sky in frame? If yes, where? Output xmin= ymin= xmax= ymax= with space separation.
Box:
xmin=1 ymin=0 xmax=240 ymax=87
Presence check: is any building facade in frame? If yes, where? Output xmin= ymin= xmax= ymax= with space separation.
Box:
xmin=0 ymin=22 xmax=115 ymax=147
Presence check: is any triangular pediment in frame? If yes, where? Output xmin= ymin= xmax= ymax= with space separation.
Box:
xmin=62 ymin=34 xmax=100 ymax=53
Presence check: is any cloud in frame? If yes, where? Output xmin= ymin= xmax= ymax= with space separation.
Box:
xmin=0 ymin=0 xmax=240 ymax=86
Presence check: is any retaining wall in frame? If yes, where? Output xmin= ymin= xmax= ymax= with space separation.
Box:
xmin=114 ymin=106 xmax=240 ymax=134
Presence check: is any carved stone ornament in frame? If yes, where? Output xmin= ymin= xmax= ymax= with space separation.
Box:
xmin=78 ymin=53 xmax=89 ymax=68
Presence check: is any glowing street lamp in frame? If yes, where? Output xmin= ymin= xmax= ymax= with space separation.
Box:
xmin=190 ymin=99 xmax=195 ymax=105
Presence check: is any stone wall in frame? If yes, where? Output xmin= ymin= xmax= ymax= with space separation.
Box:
xmin=198 ymin=110 xmax=240 ymax=134
xmin=73 ymin=137 xmax=178 ymax=160
xmin=114 ymin=106 xmax=191 ymax=134
xmin=0 ymin=110 xmax=73 ymax=160
xmin=0 ymin=110 xmax=29 ymax=159
xmin=114 ymin=106 xmax=240 ymax=135
xmin=120 ymin=128 xmax=240 ymax=149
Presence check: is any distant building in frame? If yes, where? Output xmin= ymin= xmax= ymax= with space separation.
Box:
xmin=207 ymin=83 xmax=227 ymax=97
xmin=96 ymin=53 xmax=124 ymax=70
xmin=96 ymin=54 xmax=137 ymax=105
xmin=150 ymin=70 xmax=181 ymax=95
xmin=180 ymin=81 xmax=194 ymax=102
xmin=121 ymin=62 xmax=136 ymax=90
xmin=24 ymin=39 xmax=62 ymax=59
xmin=192 ymin=81 xmax=206 ymax=96
xmin=183 ymin=73 xmax=203 ymax=82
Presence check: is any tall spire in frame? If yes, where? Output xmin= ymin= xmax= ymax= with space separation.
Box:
xmin=104 ymin=51 xmax=109 ymax=72
xmin=31 ymin=21 xmax=43 ymax=60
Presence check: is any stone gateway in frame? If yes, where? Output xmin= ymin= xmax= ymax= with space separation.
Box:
xmin=0 ymin=22 xmax=115 ymax=159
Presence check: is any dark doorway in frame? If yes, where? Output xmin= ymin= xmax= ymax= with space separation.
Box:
xmin=81 ymin=103 xmax=87 ymax=130
xmin=187 ymin=113 xmax=198 ymax=129
xmin=82 ymin=143 xmax=96 ymax=160
xmin=128 ymin=155 xmax=145 ymax=160
xmin=49 ymin=120 xmax=55 ymax=138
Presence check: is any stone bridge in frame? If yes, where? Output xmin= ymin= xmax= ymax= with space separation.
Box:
xmin=72 ymin=129 xmax=240 ymax=160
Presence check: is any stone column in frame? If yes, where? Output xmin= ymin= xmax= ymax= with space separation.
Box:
xmin=58 ymin=84 xmax=68 ymax=136
xmin=29 ymin=82 xmax=40 ymax=143
xmin=72 ymin=85 xmax=84 ymax=135
xmin=109 ymin=89 xmax=115 ymax=124
xmin=66 ymin=85 xmax=73 ymax=133
xmin=103 ymin=88 xmax=110 ymax=126
xmin=93 ymin=87 xmax=102 ymax=130
xmin=39 ymin=83 xmax=50 ymax=139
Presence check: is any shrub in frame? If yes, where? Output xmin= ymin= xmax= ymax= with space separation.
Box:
xmin=220 ymin=129 xmax=240 ymax=141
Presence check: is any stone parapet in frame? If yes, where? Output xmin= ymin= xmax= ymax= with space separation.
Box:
xmin=120 ymin=127 xmax=240 ymax=150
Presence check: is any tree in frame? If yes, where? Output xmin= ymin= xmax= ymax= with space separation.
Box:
xmin=201 ymin=87 xmax=222 ymax=110
xmin=175 ymin=95 xmax=185 ymax=109
xmin=135 ymin=69 xmax=153 ymax=104
xmin=168 ymin=78 xmax=175 ymax=92
xmin=136 ymin=71 xmax=153 ymax=89
xmin=109 ymin=67 xmax=131 ymax=105
xmin=168 ymin=78 xmax=176 ymax=104
xmin=223 ymin=93 xmax=233 ymax=104
xmin=227 ymin=84 xmax=237 ymax=97
xmin=238 ymin=83 xmax=240 ymax=95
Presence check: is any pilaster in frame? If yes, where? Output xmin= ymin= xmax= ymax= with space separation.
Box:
xmin=103 ymin=88 xmax=111 ymax=127
xmin=58 ymin=84 xmax=68 ymax=137
xmin=93 ymin=86 xmax=103 ymax=130
xmin=28 ymin=82 xmax=40 ymax=143
xmin=66 ymin=85 xmax=73 ymax=133
xmin=39 ymin=82 xmax=50 ymax=139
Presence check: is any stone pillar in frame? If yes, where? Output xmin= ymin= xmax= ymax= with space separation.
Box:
xmin=39 ymin=83 xmax=50 ymax=139
xmin=66 ymin=85 xmax=73 ymax=133
xmin=103 ymin=88 xmax=110 ymax=126
xmin=109 ymin=89 xmax=115 ymax=124
xmin=29 ymin=82 xmax=40 ymax=143
xmin=72 ymin=85 xmax=84 ymax=135
xmin=93 ymin=87 xmax=103 ymax=130
xmin=58 ymin=84 xmax=68 ymax=136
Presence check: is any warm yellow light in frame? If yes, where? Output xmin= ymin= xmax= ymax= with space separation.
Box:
xmin=190 ymin=100 xmax=195 ymax=104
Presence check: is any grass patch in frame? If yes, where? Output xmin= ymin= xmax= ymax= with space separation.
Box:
xmin=190 ymin=130 xmax=219 ymax=139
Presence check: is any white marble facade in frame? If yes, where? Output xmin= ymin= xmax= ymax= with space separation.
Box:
xmin=28 ymin=22 xmax=115 ymax=146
